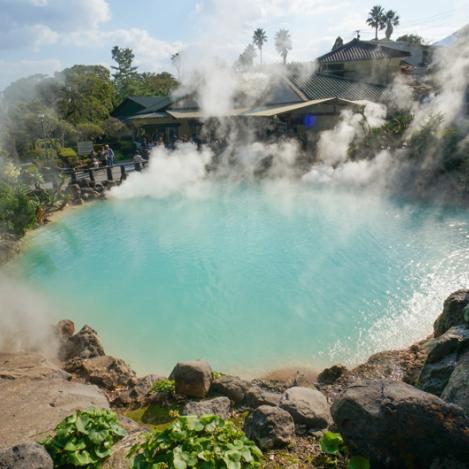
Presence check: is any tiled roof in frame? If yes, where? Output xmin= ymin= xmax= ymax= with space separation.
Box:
xmin=318 ymin=39 xmax=410 ymax=63
xmin=289 ymin=73 xmax=385 ymax=102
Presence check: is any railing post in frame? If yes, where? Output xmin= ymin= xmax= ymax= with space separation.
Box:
xmin=88 ymin=169 xmax=95 ymax=183
xmin=106 ymin=165 xmax=113 ymax=181
xmin=71 ymin=168 xmax=78 ymax=184
xmin=120 ymin=164 xmax=127 ymax=181
xmin=135 ymin=162 xmax=142 ymax=172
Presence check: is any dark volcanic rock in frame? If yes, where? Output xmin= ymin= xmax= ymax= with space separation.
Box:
xmin=244 ymin=405 xmax=295 ymax=450
xmin=244 ymin=386 xmax=282 ymax=408
xmin=279 ymin=386 xmax=330 ymax=429
xmin=112 ymin=374 xmax=162 ymax=408
xmin=317 ymin=365 xmax=348 ymax=385
xmin=64 ymin=355 xmax=136 ymax=391
xmin=0 ymin=443 xmax=53 ymax=469
xmin=331 ymin=380 xmax=469 ymax=468
xmin=170 ymin=360 xmax=212 ymax=398
xmin=441 ymin=350 xmax=469 ymax=415
xmin=211 ymin=375 xmax=250 ymax=404
xmin=417 ymin=325 xmax=469 ymax=396
xmin=434 ymin=289 xmax=469 ymax=337
xmin=182 ymin=396 xmax=231 ymax=419
xmin=60 ymin=325 xmax=105 ymax=361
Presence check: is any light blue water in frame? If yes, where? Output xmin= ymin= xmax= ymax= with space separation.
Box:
xmin=10 ymin=183 xmax=469 ymax=375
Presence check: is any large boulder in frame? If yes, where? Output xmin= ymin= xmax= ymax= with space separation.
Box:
xmin=244 ymin=386 xmax=282 ymax=408
xmin=211 ymin=375 xmax=250 ymax=404
xmin=434 ymin=290 xmax=469 ymax=337
xmin=182 ymin=397 xmax=231 ymax=419
xmin=331 ymin=380 xmax=469 ymax=468
xmin=0 ymin=443 xmax=53 ymax=469
xmin=59 ymin=325 xmax=105 ymax=361
xmin=170 ymin=361 xmax=212 ymax=398
xmin=441 ymin=350 xmax=469 ymax=415
xmin=0 ymin=352 xmax=109 ymax=449
xmin=244 ymin=405 xmax=295 ymax=450
xmin=64 ymin=355 xmax=136 ymax=391
xmin=279 ymin=386 xmax=330 ymax=429
xmin=417 ymin=325 xmax=469 ymax=395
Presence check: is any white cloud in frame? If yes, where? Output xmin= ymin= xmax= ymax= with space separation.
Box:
xmin=0 ymin=0 xmax=111 ymax=50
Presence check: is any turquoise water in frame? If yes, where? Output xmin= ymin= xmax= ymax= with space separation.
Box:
xmin=10 ymin=183 xmax=469 ymax=375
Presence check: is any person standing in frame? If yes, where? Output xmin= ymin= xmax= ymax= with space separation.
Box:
xmin=105 ymin=145 xmax=115 ymax=167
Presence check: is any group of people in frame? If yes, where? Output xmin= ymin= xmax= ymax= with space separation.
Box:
xmin=89 ymin=145 xmax=115 ymax=169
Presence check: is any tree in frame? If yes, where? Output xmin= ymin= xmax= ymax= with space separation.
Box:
xmin=384 ymin=10 xmax=400 ymax=40
xmin=253 ymin=28 xmax=268 ymax=64
xmin=111 ymin=46 xmax=139 ymax=101
xmin=236 ymin=44 xmax=257 ymax=70
xmin=396 ymin=34 xmax=425 ymax=45
xmin=275 ymin=29 xmax=292 ymax=65
xmin=138 ymin=72 xmax=179 ymax=96
xmin=366 ymin=5 xmax=386 ymax=40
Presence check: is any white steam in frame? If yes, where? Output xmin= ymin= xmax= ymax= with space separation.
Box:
xmin=0 ymin=273 xmax=59 ymax=357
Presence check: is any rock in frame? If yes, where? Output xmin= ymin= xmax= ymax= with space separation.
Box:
xmin=112 ymin=374 xmax=162 ymax=408
xmin=55 ymin=320 xmax=75 ymax=339
xmin=0 ymin=443 xmax=53 ymax=469
xmin=211 ymin=375 xmax=250 ymax=404
xmin=244 ymin=386 xmax=282 ymax=408
xmin=244 ymin=405 xmax=295 ymax=450
xmin=331 ymin=380 xmax=469 ymax=468
xmin=441 ymin=350 xmax=469 ymax=415
xmin=182 ymin=397 xmax=231 ymax=419
xmin=59 ymin=325 xmax=105 ymax=361
xmin=170 ymin=361 xmax=212 ymax=398
xmin=102 ymin=431 xmax=147 ymax=469
xmin=0 ymin=352 xmax=109 ymax=449
xmin=417 ymin=325 xmax=469 ymax=396
xmin=317 ymin=365 xmax=348 ymax=385
xmin=279 ymin=386 xmax=330 ymax=429
xmin=64 ymin=355 xmax=136 ymax=392
xmin=434 ymin=290 xmax=469 ymax=337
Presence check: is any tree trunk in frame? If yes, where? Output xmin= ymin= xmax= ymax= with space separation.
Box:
xmin=375 ymin=26 xmax=378 ymax=40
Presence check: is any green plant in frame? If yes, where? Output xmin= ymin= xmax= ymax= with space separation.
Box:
xmin=318 ymin=432 xmax=370 ymax=469
xmin=129 ymin=414 xmax=262 ymax=469
xmin=42 ymin=408 xmax=127 ymax=468
xmin=212 ymin=371 xmax=223 ymax=380
xmin=151 ymin=379 xmax=176 ymax=395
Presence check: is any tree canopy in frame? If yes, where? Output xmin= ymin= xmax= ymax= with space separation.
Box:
xmin=253 ymin=28 xmax=268 ymax=64
xmin=275 ymin=29 xmax=292 ymax=65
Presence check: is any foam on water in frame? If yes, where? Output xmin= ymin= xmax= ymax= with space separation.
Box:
xmin=8 ymin=183 xmax=469 ymax=375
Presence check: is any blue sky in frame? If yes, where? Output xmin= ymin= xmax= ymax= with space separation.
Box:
xmin=1 ymin=0 xmax=468 ymax=90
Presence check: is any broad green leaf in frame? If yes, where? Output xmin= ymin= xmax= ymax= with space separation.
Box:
xmin=320 ymin=432 xmax=344 ymax=455
xmin=348 ymin=455 xmax=371 ymax=469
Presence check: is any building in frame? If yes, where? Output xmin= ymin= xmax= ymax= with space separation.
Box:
xmin=112 ymin=70 xmax=385 ymax=146
xmin=317 ymin=38 xmax=410 ymax=86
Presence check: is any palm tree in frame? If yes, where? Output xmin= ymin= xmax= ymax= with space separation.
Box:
xmin=275 ymin=29 xmax=292 ymax=65
xmin=384 ymin=10 xmax=400 ymax=40
xmin=171 ymin=52 xmax=182 ymax=80
xmin=253 ymin=28 xmax=268 ymax=65
xmin=366 ymin=5 xmax=386 ymax=40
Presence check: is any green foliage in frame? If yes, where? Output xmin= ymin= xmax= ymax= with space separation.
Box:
xmin=129 ymin=414 xmax=262 ymax=469
xmin=42 ymin=408 xmax=127 ymax=468
xmin=58 ymin=147 xmax=80 ymax=167
xmin=0 ymin=182 xmax=38 ymax=236
xmin=151 ymin=379 xmax=176 ymax=395
xmin=396 ymin=34 xmax=425 ymax=45
xmin=320 ymin=432 xmax=344 ymax=455
xmin=212 ymin=371 xmax=223 ymax=380
xmin=318 ymin=433 xmax=370 ymax=469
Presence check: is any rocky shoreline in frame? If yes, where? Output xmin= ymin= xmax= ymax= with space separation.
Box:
xmin=1 ymin=290 xmax=468 ymax=468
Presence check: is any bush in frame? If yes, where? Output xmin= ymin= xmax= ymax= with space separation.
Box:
xmin=58 ymin=147 xmax=80 ymax=167
xmin=129 ymin=414 xmax=262 ymax=469
xmin=42 ymin=408 xmax=127 ymax=468
xmin=0 ymin=183 xmax=38 ymax=236
xmin=151 ymin=379 xmax=176 ymax=396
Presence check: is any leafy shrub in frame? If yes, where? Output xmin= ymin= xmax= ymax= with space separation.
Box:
xmin=42 ymin=408 xmax=127 ymax=468
xmin=151 ymin=379 xmax=176 ymax=395
xmin=212 ymin=371 xmax=223 ymax=380
xmin=129 ymin=414 xmax=262 ymax=469
xmin=319 ymin=432 xmax=370 ymax=469
xmin=0 ymin=183 xmax=38 ymax=236
xmin=58 ymin=147 xmax=80 ymax=167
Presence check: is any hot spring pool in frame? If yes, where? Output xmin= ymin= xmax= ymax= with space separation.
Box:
xmin=10 ymin=183 xmax=469 ymax=375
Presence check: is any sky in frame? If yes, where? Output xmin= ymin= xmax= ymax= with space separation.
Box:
xmin=0 ymin=0 xmax=468 ymax=91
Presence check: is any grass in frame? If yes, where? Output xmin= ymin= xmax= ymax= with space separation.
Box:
xmin=125 ymin=403 xmax=179 ymax=431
